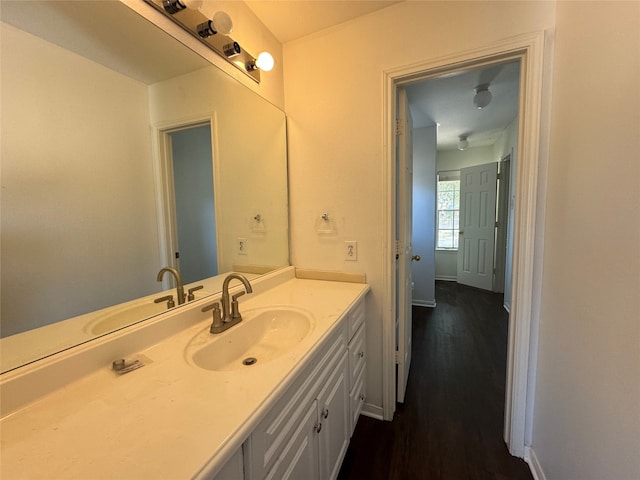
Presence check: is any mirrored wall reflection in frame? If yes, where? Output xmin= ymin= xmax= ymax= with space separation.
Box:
xmin=0 ymin=1 xmax=289 ymax=373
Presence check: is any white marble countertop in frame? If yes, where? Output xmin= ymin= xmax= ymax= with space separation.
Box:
xmin=0 ymin=274 xmax=369 ymax=479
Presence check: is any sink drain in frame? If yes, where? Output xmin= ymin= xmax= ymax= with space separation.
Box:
xmin=242 ymin=357 xmax=257 ymax=366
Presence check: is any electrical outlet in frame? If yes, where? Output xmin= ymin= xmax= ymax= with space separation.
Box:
xmin=345 ymin=241 xmax=357 ymax=261
xmin=237 ymin=237 xmax=247 ymax=255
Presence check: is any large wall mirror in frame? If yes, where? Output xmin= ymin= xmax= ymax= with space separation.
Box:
xmin=0 ymin=1 xmax=289 ymax=373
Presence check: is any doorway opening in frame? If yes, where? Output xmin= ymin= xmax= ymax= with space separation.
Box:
xmin=153 ymin=117 xmax=220 ymax=289
xmin=383 ymin=32 xmax=548 ymax=459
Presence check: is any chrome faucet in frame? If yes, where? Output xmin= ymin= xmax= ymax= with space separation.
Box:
xmin=202 ymin=273 xmax=253 ymax=334
xmin=157 ymin=267 xmax=186 ymax=305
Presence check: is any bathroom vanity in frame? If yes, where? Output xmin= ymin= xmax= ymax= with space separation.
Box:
xmin=0 ymin=267 xmax=368 ymax=479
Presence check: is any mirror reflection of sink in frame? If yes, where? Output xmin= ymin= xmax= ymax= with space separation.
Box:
xmin=85 ymin=302 xmax=171 ymax=335
xmin=185 ymin=307 xmax=315 ymax=372
xmin=85 ymin=291 xmax=211 ymax=335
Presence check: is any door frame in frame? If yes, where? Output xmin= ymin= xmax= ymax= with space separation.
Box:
xmin=151 ymin=114 xmax=220 ymax=286
xmin=381 ymin=31 xmax=552 ymax=458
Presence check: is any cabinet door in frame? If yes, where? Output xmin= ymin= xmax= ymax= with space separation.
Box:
xmin=265 ymin=401 xmax=319 ymax=480
xmin=317 ymin=352 xmax=349 ymax=480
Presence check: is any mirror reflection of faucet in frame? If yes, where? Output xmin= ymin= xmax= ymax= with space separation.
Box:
xmin=154 ymin=294 xmax=175 ymax=309
xmin=202 ymin=273 xmax=253 ymax=334
xmin=157 ymin=267 xmax=186 ymax=305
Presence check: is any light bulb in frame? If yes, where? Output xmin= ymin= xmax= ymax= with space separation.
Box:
xmin=255 ymin=52 xmax=275 ymax=72
xmin=212 ymin=11 xmax=233 ymax=35
xmin=458 ymin=136 xmax=469 ymax=151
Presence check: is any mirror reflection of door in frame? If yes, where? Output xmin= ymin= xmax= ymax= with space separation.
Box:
xmin=169 ymin=124 xmax=218 ymax=284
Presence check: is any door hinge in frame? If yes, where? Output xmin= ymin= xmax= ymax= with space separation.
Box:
xmin=497 ymin=173 xmax=501 ymax=180
xmin=395 ymin=118 xmax=404 ymax=136
xmin=495 ymin=221 xmax=499 ymax=228
xmin=395 ymin=350 xmax=400 ymax=364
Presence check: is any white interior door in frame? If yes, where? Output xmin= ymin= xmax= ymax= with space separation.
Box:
xmin=396 ymin=88 xmax=413 ymax=404
xmin=457 ymin=162 xmax=498 ymax=291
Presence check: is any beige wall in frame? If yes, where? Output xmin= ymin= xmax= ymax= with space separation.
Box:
xmin=148 ymin=67 xmax=289 ymax=274
xmin=283 ymin=1 xmax=555 ymax=412
xmin=532 ymin=2 xmax=640 ymax=478
xmin=1 ymin=23 xmax=159 ymax=335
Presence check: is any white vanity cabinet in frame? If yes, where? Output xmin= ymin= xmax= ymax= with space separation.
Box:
xmin=242 ymin=298 xmax=365 ymax=480
xmin=346 ymin=299 xmax=366 ymax=436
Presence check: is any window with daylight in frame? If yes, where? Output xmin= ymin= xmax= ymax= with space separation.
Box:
xmin=437 ymin=172 xmax=460 ymax=250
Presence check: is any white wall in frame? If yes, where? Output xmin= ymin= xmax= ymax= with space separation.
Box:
xmin=283 ymin=1 xmax=555 ymax=412
xmin=412 ymin=126 xmax=437 ymax=307
xmin=531 ymin=2 xmax=640 ymax=479
xmin=435 ymin=145 xmax=496 ymax=280
xmin=1 ymin=23 xmax=159 ymax=335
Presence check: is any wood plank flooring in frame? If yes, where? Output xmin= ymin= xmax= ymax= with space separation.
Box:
xmin=338 ymin=281 xmax=533 ymax=480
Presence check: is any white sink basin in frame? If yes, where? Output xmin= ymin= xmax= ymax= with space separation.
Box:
xmin=185 ymin=307 xmax=315 ymax=371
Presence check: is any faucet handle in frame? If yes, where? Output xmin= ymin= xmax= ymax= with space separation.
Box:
xmin=231 ymin=291 xmax=246 ymax=302
xmin=202 ymin=302 xmax=223 ymax=333
xmin=154 ymin=295 xmax=175 ymax=308
xmin=201 ymin=301 xmax=219 ymax=313
xmin=187 ymin=285 xmax=204 ymax=301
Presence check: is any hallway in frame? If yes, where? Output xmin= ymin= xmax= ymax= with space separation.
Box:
xmin=338 ymin=281 xmax=533 ymax=480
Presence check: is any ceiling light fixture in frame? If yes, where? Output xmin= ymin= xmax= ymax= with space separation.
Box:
xmin=473 ymin=84 xmax=492 ymax=109
xmin=458 ymin=135 xmax=469 ymax=151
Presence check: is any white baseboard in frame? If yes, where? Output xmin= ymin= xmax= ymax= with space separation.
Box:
xmin=525 ymin=446 xmax=546 ymax=480
xmin=412 ymin=299 xmax=436 ymax=308
xmin=435 ymin=275 xmax=457 ymax=282
xmin=361 ymin=403 xmax=384 ymax=420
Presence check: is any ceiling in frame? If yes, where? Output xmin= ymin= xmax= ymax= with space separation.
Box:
xmin=244 ymin=0 xmax=520 ymax=151
xmin=244 ymin=1 xmax=401 ymax=44
xmin=1 ymin=1 xmax=209 ymax=84
xmin=406 ymin=61 xmax=521 ymax=150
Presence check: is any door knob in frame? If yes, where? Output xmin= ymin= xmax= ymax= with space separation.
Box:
xmin=459 ymin=231 xmax=464 ymax=235
xmin=411 ymin=255 xmax=421 ymax=261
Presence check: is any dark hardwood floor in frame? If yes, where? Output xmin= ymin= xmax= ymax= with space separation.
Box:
xmin=338 ymin=281 xmax=533 ymax=480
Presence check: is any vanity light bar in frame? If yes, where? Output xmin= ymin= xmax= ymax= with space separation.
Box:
xmin=144 ymin=0 xmax=261 ymax=83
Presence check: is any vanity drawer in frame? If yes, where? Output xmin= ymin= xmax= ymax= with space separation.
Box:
xmin=348 ymin=324 xmax=366 ymax=390
xmin=349 ymin=369 xmax=365 ymax=437
xmin=347 ymin=300 xmax=365 ymax=342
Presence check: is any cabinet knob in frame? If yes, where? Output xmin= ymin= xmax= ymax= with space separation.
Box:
xmin=322 ymin=408 xmax=329 ymax=419
xmin=360 ymin=393 xmax=365 ymax=401
xmin=359 ymin=351 xmax=365 ymax=358
xmin=314 ymin=422 xmax=322 ymax=434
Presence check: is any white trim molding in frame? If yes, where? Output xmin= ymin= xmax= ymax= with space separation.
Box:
xmin=412 ymin=299 xmax=436 ymax=308
xmin=435 ymin=275 xmax=457 ymax=282
xmin=361 ymin=403 xmax=384 ymax=421
xmin=525 ymin=446 xmax=547 ymax=480
xmin=382 ymin=30 xmax=551 ymax=456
